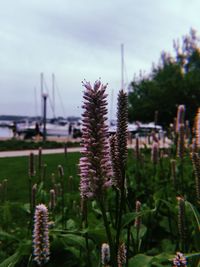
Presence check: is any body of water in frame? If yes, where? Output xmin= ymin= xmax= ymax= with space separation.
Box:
xmin=0 ymin=127 xmax=13 ymax=138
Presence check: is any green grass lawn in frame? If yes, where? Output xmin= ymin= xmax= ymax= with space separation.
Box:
xmin=0 ymin=152 xmax=80 ymax=203
xmin=0 ymin=139 xmax=80 ymax=151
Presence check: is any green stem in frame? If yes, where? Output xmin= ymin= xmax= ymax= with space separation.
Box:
xmin=115 ymin=190 xmax=119 ymax=229
xmin=61 ymin=175 xmax=65 ymax=229
xmin=116 ymin=169 xmax=126 ymax=255
xmin=186 ymin=201 xmax=200 ymax=230
xmin=136 ymin=226 xmax=140 ymax=253
xmin=82 ymin=199 xmax=92 ymax=267
xmin=99 ymin=199 xmax=116 ymax=267
xmin=126 ymin=224 xmax=131 ymax=267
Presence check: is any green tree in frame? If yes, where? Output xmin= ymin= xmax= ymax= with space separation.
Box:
xmin=128 ymin=29 xmax=200 ymax=127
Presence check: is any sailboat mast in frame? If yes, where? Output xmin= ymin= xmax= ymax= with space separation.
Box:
xmin=121 ymin=43 xmax=124 ymax=90
xmin=109 ymin=88 xmax=114 ymax=126
xmin=52 ymin=73 xmax=55 ymax=118
xmin=40 ymin=72 xmax=44 ymax=119
xmin=34 ymin=87 xmax=38 ymax=117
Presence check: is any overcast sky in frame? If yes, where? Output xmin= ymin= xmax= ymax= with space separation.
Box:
xmin=0 ymin=0 xmax=199 ymax=118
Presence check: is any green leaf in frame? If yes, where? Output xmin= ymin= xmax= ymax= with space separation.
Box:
xmin=185 ymin=253 xmax=200 ymax=267
xmin=0 ymin=252 xmax=20 ymax=267
xmin=91 ymin=200 xmax=102 ymax=216
xmin=122 ymin=207 xmax=156 ymax=228
xmin=21 ymin=203 xmax=30 ymax=214
xmin=153 ymin=252 xmax=174 ymax=266
xmin=121 ymin=212 xmax=137 ymax=228
xmin=59 ymin=233 xmax=86 ymax=250
xmin=129 ymin=254 xmax=153 ymax=267
xmin=185 ymin=200 xmax=200 ymax=230
xmin=65 ymin=246 xmax=81 ymax=259
xmin=0 ymin=230 xmax=19 ymax=241
xmin=0 ymin=241 xmax=31 ymax=267
xmin=66 ymin=219 xmax=77 ymax=230
xmin=131 ymin=224 xmax=147 ymax=240
xmin=87 ymin=227 xmax=107 ymax=244
xmin=161 ymin=239 xmax=175 ymax=253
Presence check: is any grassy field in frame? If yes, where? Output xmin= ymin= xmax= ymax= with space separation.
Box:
xmin=0 ymin=139 xmax=80 ymax=151
xmin=0 ymin=149 xmax=200 ymax=267
xmin=0 ymin=152 xmax=80 ymax=203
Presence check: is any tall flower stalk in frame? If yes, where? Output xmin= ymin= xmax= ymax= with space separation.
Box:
xmin=170 ymin=159 xmax=177 ymax=190
xmin=110 ymin=135 xmax=121 ymax=189
xmin=177 ymin=123 xmax=185 ymax=160
xmin=38 ymin=147 xmax=42 ymax=182
xmin=151 ymin=142 xmax=159 ymax=165
xmin=115 ymin=89 xmax=128 ymax=254
xmin=134 ymin=200 xmax=142 ymax=253
xmin=116 ymin=90 xmax=128 ymax=185
xmin=117 ymin=242 xmax=126 ymax=267
xmin=176 ymin=123 xmax=185 ymax=193
xmin=176 ymin=105 xmax=185 ymax=134
xmin=29 ymin=152 xmax=35 ymax=220
xmin=194 ymin=108 xmax=200 ymax=149
xmin=177 ymin=197 xmax=186 ymax=252
xmin=190 ymin=152 xmax=200 ymax=202
xmin=33 ymin=204 xmax=50 ymax=266
xmin=79 ymin=80 xmax=115 ymax=265
xmin=79 ymin=80 xmax=113 ymax=199
xmin=32 ymin=183 xmax=37 ymax=210
xmin=174 ymin=105 xmax=185 ymax=157
xmin=58 ymin=164 xmax=65 ymax=228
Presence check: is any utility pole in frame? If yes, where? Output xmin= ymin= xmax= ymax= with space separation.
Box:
xmin=42 ymin=93 xmax=48 ymax=142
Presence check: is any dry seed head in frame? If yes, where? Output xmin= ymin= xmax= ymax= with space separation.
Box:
xmin=116 ymin=89 xmax=128 ymax=172
xmin=110 ymin=134 xmax=121 ymax=189
xmin=117 ymin=242 xmax=126 ymax=267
